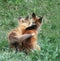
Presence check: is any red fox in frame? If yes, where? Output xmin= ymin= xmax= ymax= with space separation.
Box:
xmin=19 ymin=13 xmax=43 ymax=53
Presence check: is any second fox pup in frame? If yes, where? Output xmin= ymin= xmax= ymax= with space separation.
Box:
xmin=8 ymin=16 xmax=33 ymax=52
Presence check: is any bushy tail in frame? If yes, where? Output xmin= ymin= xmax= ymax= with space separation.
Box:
xmin=16 ymin=33 xmax=35 ymax=42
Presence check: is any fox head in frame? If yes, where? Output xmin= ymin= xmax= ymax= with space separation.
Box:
xmin=18 ymin=16 xmax=30 ymax=26
xmin=17 ymin=16 xmax=33 ymax=32
xmin=31 ymin=13 xmax=43 ymax=28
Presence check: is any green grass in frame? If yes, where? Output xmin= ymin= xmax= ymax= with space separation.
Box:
xmin=0 ymin=0 xmax=60 ymax=61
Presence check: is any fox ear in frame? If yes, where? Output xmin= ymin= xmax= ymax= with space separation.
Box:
xmin=18 ymin=17 xmax=22 ymax=22
xmin=39 ymin=17 xmax=43 ymax=23
xmin=25 ymin=16 xmax=29 ymax=20
xmin=18 ymin=17 xmax=21 ymax=20
xmin=32 ymin=13 xmax=36 ymax=18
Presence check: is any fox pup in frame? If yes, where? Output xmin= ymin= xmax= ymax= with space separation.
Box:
xmin=20 ymin=13 xmax=43 ymax=53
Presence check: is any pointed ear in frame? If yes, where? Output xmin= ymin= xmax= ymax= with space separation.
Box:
xmin=39 ymin=17 xmax=43 ymax=23
xmin=18 ymin=17 xmax=22 ymax=22
xmin=18 ymin=17 xmax=21 ymax=20
xmin=25 ymin=16 xmax=29 ymax=20
xmin=32 ymin=13 xmax=36 ymax=18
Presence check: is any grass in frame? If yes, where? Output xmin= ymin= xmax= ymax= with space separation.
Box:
xmin=0 ymin=0 xmax=60 ymax=61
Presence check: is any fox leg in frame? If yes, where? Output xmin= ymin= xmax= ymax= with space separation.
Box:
xmin=10 ymin=42 xmax=19 ymax=53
